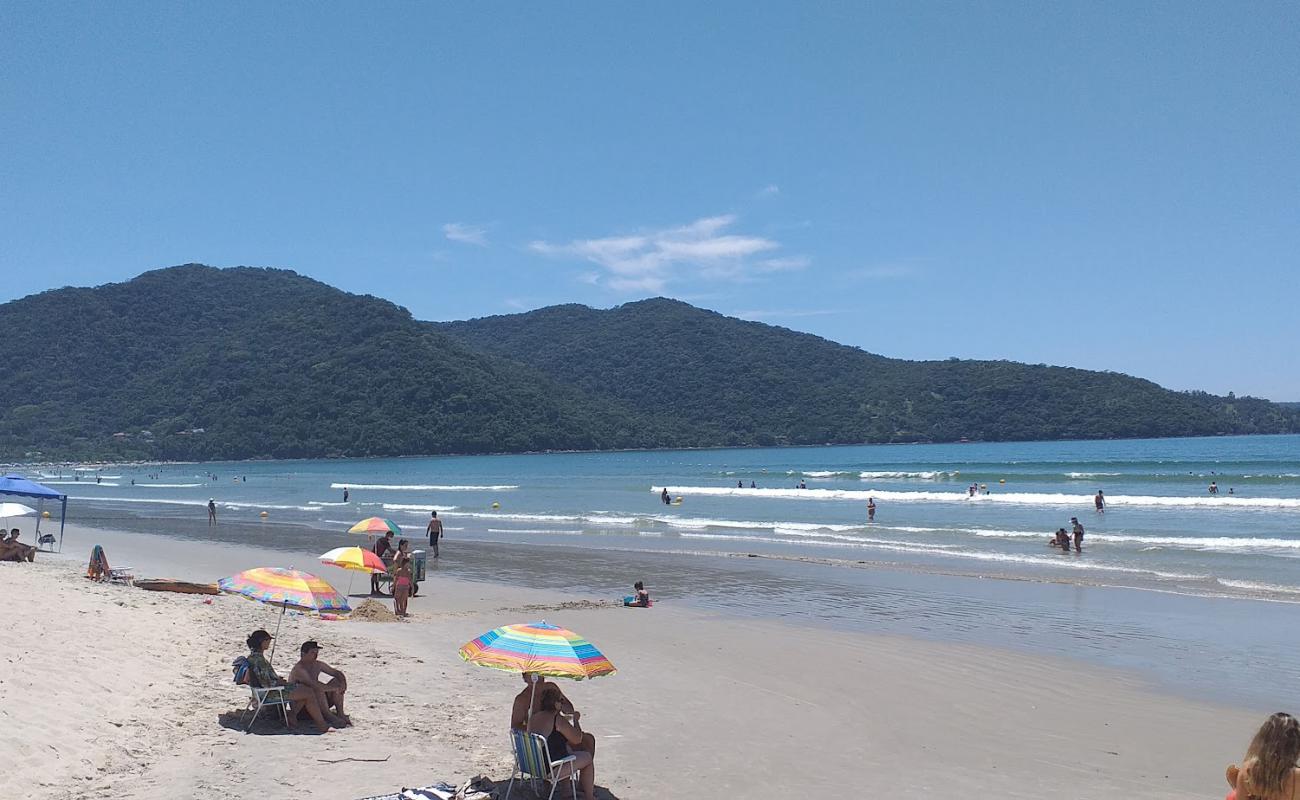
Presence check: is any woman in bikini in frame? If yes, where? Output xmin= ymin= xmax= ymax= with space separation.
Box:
xmin=528 ymin=685 xmax=597 ymax=800
xmin=1227 ymin=712 xmax=1300 ymax=800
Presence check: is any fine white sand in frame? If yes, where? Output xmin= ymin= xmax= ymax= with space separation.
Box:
xmin=1 ymin=524 xmax=1264 ymax=799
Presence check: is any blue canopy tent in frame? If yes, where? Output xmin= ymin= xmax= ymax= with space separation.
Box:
xmin=0 ymin=475 xmax=67 ymax=553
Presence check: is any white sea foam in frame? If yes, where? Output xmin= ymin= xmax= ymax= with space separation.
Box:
xmin=71 ymin=496 xmax=206 ymax=507
xmin=330 ymin=482 xmax=518 ymax=491
xmin=1065 ymin=472 xmax=1122 ymax=479
xmin=1216 ymin=578 xmax=1300 ymax=595
xmin=380 ymin=503 xmax=458 ymax=513
xmin=306 ymin=501 xmax=350 ymax=507
xmin=136 ymin=483 xmax=204 ymax=488
xmin=931 ymin=525 xmax=1300 ymax=553
xmin=43 ymin=481 xmax=120 ymax=486
xmin=652 ymin=485 xmax=1300 ymax=510
xmin=859 ymin=470 xmax=954 ymax=480
xmin=487 ymin=528 xmax=583 ymax=536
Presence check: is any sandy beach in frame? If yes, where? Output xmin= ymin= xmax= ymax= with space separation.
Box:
xmin=1 ymin=523 xmax=1266 ymax=799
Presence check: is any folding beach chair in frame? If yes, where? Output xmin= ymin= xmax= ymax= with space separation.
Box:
xmin=231 ymin=656 xmax=291 ymax=731
xmin=87 ymin=545 xmax=134 ymax=585
xmin=505 ymin=729 xmax=579 ymax=800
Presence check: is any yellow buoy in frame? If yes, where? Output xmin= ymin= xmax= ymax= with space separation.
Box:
xmin=259 ymin=511 xmax=269 ymax=518
xmin=492 ymin=502 xmax=500 ymax=509
xmin=999 ymin=479 xmax=1006 ymax=484
xmin=42 ymin=510 xmax=51 ymax=519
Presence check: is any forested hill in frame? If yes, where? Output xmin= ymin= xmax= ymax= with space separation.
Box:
xmin=2 ymin=267 xmax=1296 ymax=461
xmin=0 ymin=266 xmax=670 ymax=460
xmin=439 ymin=298 xmax=1300 ymax=446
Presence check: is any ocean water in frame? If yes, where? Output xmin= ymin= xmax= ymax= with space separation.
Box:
xmin=19 ymin=435 xmax=1300 ymax=709
xmin=33 ymin=434 xmax=1300 ymax=603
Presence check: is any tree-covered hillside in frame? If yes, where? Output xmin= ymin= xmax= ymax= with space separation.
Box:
xmin=2 ymin=267 xmax=1296 ymax=462
xmin=440 ymin=298 xmax=1300 ymax=446
xmin=0 ymin=266 xmax=664 ymax=460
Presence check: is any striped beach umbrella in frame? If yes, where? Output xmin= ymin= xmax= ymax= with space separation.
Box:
xmin=459 ymin=621 xmax=616 ymax=680
xmin=318 ymin=546 xmax=388 ymax=574
xmin=219 ymin=567 xmax=350 ymax=665
xmin=348 ymin=517 xmax=401 ymax=536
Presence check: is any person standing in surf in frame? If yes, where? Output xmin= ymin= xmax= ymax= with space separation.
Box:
xmin=1071 ymin=517 xmax=1084 ymax=553
xmin=207 ymin=498 xmax=217 ymax=526
xmin=1094 ymin=490 xmax=1105 ymax=513
xmin=867 ymin=498 xmax=877 ymax=522
xmin=426 ymin=510 xmax=443 ymax=558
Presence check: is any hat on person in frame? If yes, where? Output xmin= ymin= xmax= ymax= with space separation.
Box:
xmin=247 ymin=629 xmax=274 ymax=648
xmin=300 ymin=640 xmax=321 ymax=655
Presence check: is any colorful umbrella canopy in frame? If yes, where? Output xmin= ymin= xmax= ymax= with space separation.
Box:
xmin=459 ymin=621 xmax=616 ymax=680
xmin=218 ymin=567 xmax=351 ymax=614
xmin=318 ymin=546 xmax=387 ymax=574
xmin=348 ymin=517 xmax=401 ymax=536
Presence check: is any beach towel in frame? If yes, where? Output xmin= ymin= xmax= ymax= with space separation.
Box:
xmin=355 ymin=776 xmax=496 ymax=800
xmin=87 ymin=545 xmax=110 ymax=580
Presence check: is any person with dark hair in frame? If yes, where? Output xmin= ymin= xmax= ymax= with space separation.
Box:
xmin=372 ymin=531 xmax=395 ymax=595
xmin=244 ymin=630 xmax=334 ymax=733
xmin=426 ymin=511 xmax=443 ymax=558
xmin=1227 ymin=712 xmax=1300 ymax=800
xmin=289 ymin=640 xmax=350 ymax=727
xmin=1094 ymin=490 xmax=1105 ymax=513
xmin=1071 ymin=517 xmax=1085 ymax=553
xmin=527 ymin=685 xmax=597 ymax=800
xmin=624 ymin=581 xmax=650 ymax=607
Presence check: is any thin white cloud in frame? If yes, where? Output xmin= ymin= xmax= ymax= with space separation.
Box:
xmin=443 ymin=222 xmax=489 ymax=246
xmin=530 ymin=214 xmax=797 ymax=292
xmin=758 ymin=184 xmax=780 ymax=197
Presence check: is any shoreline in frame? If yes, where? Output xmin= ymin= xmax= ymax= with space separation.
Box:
xmin=3 ymin=523 xmax=1277 ymax=798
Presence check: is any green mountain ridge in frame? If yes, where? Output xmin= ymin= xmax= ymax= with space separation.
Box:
xmin=2 ymin=265 xmax=1296 ymax=461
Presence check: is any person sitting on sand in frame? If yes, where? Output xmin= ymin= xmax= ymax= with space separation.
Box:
xmin=0 ymin=529 xmax=34 ymax=562
xmin=288 ymin=640 xmax=350 ymax=727
xmin=1226 ymin=712 xmax=1300 ymax=800
xmin=624 ymin=580 xmax=650 ymax=607
xmin=528 ymin=685 xmax=598 ymax=800
xmin=245 ymin=630 xmax=333 ymax=733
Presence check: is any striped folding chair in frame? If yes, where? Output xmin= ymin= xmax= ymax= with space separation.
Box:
xmin=505 ymin=729 xmax=578 ymax=800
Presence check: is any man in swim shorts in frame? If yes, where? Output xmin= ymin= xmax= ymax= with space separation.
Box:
xmin=290 ymin=640 xmax=349 ymax=727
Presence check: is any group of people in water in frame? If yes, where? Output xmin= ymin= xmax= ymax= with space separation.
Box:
xmin=1048 ymin=517 xmax=1087 ymax=553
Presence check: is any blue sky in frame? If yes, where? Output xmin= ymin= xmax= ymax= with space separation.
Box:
xmin=3 ymin=2 xmax=1297 ymax=398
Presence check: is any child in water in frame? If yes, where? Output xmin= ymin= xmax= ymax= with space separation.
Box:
xmin=623 ymin=581 xmax=650 ymax=608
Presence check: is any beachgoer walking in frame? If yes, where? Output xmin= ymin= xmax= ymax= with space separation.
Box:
xmin=1071 ymin=517 xmax=1084 ymax=553
xmin=1094 ymin=490 xmax=1105 ymax=513
xmin=1209 ymin=481 xmax=1219 ymax=495
xmin=738 ymin=480 xmax=744 ymax=488
xmin=661 ymin=487 xmax=671 ymax=505
xmin=1226 ymin=712 xmax=1300 ymax=800
xmin=867 ymin=498 xmax=876 ymax=522
xmin=426 ymin=511 xmax=443 ymax=558
xmin=750 ymin=481 xmax=757 ymax=488
xmin=207 ymin=498 xmax=217 ymax=526
xmin=343 ymin=487 xmax=349 ymax=502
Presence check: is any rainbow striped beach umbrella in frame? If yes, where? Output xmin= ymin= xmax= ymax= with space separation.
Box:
xmin=318 ymin=546 xmax=388 ymax=574
xmin=348 ymin=517 xmax=401 ymax=536
xmin=219 ymin=567 xmax=350 ymax=665
xmin=458 ymin=621 xmax=616 ymax=680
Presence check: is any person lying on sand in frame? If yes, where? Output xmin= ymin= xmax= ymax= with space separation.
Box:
xmin=529 ymin=685 xmax=598 ymax=800
xmin=289 ymin=640 xmax=350 ymax=727
xmin=1226 ymin=712 xmax=1300 ymax=800
xmin=512 ymin=672 xmax=596 ymax=755
xmin=245 ymin=630 xmax=334 ymax=733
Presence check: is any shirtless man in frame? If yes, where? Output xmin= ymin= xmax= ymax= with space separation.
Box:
xmin=426 ymin=511 xmax=443 ymax=558
xmin=289 ymin=641 xmax=350 ymax=727
xmin=511 ymin=672 xmax=595 ymax=755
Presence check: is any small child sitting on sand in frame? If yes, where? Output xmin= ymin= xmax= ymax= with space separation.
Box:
xmin=623 ymin=581 xmax=651 ymax=608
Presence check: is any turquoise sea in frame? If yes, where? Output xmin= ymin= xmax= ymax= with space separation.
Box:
xmin=21 ymin=433 xmax=1300 ymax=708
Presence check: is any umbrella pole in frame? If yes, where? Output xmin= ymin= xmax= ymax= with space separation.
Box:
xmin=526 ymin=674 xmax=537 ymax=731
xmin=269 ymin=603 xmax=286 ymax=667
